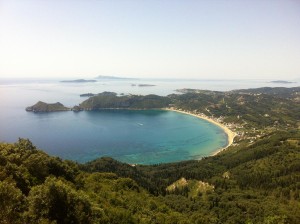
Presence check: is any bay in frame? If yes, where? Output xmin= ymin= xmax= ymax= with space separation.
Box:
xmin=0 ymin=78 xmax=298 ymax=164
xmin=0 ymin=105 xmax=227 ymax=164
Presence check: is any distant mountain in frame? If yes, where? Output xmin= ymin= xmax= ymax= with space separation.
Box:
xmin=95 ymin=75 xmax=137 ymax=80
xmin=61 ymin=79 xmax=97 ymax=83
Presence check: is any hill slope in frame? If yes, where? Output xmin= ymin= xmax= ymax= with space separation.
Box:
xmin=1 ymin=131 xmax=299 ymax=223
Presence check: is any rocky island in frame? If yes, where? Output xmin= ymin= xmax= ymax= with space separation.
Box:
xmin=26 ymin=101 xmax=70 ymax=112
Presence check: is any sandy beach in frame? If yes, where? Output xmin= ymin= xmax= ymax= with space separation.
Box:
xmin=163 ymin=108 xmax=237 ymax=156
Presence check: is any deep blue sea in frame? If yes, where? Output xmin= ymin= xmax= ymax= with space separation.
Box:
xmin=0 ymin=78 xmax=298 ymax=164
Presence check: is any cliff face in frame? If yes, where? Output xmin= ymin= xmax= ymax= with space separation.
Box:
xmin=26 ymin=101 xmax=70 ymax=112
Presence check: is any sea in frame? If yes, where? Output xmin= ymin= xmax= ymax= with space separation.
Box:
xmin=0 ymin=78 xmax=298 ymax=164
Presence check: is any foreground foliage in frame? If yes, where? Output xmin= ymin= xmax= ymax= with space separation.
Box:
xmin=0 ymin=131 xmax=299 ymax=223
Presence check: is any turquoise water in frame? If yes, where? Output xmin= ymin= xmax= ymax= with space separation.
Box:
xmin=0 ymin=107 xmax=227 ymax=164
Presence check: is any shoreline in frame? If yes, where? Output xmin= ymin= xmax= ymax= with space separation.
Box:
xmin=163 ymin=108 xmax=237 ymax=157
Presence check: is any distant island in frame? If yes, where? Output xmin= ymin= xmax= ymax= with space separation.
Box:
xmin=270 ymin=80 xmax=295 ymax=84
xmin=61 ymin=79 xmax=97 ymax=83
xmin=95 ymin=75 xmax=137 ymax=80
xmin=131 ymin=84 xmax=156 ymax=87
xmin=26 ymin=101 xmax=70 ymax=112
xmin=80 ymin=93 xmax=96 ymax=97
xmin=80 ymin=91 xmax=116 ymax=97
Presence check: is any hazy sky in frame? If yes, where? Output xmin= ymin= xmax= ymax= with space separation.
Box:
xmin=0 ymin=0 xmax=299 ymax=80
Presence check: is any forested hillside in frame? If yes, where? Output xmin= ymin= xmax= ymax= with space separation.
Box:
xmin=78 ymin=92 xmax=171 ymax=110
xmin=1 ymin=130 xmax=299 ymax=223
xmin=170 ymin=87 xmax=300 ymax=129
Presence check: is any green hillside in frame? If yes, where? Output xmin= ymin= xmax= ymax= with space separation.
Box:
xmin=1 ymin=130 xmax=299 ymax=223
xmin=78 ymin=92 xmax=171 ymax=110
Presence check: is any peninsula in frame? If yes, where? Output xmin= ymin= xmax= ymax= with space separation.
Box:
xmin=77 ymin=92 xmax=171 ymax=110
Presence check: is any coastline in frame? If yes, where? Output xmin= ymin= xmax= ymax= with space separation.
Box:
xmin=163 ymin=108 xmax=237 ymax=156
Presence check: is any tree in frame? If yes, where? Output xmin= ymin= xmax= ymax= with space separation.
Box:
xmin=26 ymin=177 xmax=93 ymax=224
xmin=0 ymin=180 xmax=25 ymax=224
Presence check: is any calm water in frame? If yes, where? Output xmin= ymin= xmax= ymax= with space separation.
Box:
xmin=0 ymin=78 xmax=298 ymax=164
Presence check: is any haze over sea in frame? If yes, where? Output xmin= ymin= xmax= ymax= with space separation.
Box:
xmin=0 ymin=78 xmax=298 ymax=164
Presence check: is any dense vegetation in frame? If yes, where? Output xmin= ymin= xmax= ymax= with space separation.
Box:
xmin=7 ymin=87 xmax=300 ymax=223
xmin=0 ymin=139 xmax=186 ymax=223
xmin=1 ymin=130 xmax=299 ymax=223
xmin=171 ymin=87 xmax=300 ymax=129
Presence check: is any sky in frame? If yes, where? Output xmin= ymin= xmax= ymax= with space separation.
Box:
xmin=0 ymin=0 xmax=299 ymax=80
